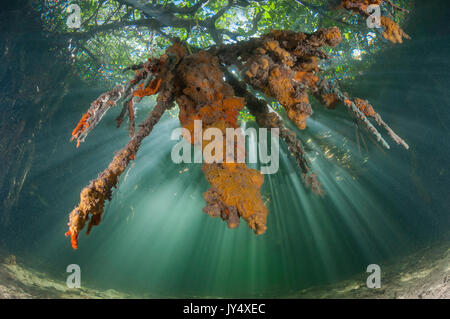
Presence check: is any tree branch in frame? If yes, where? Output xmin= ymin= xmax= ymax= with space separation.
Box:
xmin=61 ymin=18 xmax=163 ymax=40
xmin=116 ymin=0 xmax=254 ymax=44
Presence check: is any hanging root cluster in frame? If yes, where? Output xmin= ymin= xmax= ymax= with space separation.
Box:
xmin=66 ymin=27 xmax=409 ymax=249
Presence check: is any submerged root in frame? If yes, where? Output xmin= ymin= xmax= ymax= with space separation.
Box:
xmin=66 ymin=101 xmax=170 ymax=249
xmin=176 ymin=51 xmax=269 ymax=233
xmin=316 ymin=79 xmax=408 ymax=149
xmin=203 ymin=163 xmax=268 ymax=234
xmin=66 ymin=29 xmax=409 ymax=248
xmin=381 ymin=16 xmax=410 ymax=44
xmin=71 ymin=84 xmax=125 ymax=147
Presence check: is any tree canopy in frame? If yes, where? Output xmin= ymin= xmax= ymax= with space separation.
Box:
xmin=36 ymin=0 xmax=411 ymax=83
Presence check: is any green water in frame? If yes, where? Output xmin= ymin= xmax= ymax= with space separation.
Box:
xmin=0 ymin=1 xmax=448 ymax=298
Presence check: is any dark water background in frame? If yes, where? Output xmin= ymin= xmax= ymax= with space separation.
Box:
xmin=0 ymin=1 xmax=448 ymax=297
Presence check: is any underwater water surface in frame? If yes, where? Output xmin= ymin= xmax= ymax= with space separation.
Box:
xmin=0 ymin=1 xmax=449 ymax=298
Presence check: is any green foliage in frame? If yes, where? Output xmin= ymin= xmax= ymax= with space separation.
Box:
xmin=36 ymin=0 xmax=412 ymax=89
